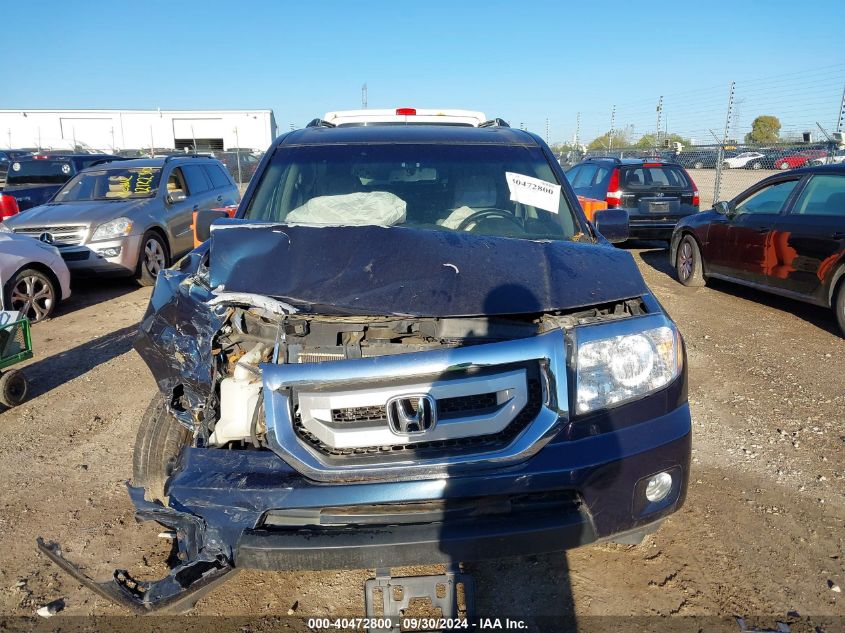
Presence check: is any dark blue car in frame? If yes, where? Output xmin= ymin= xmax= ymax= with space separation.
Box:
xmin=2 ymin=154 xmax=121 ymax=211
xmin=38 ymin=122 xmax=691 ymax=613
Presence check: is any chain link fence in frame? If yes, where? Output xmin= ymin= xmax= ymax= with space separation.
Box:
xmin=556 ymin=63 xmax=845 ymax=208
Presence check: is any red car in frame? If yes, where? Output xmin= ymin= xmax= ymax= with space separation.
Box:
xmin=774 ymin=150 xmax=827 ymax=170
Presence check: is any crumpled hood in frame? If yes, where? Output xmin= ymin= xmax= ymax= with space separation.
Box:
xmin=5 ymin=198 xmax=151 ymax=228
xmin=208 ymin=223 xmax=648 ymax=317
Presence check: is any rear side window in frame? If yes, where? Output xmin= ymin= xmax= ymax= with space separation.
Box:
xmin=182 ymin=164 xmax=211 ymax=194
xmin=791 ymin=174 xmax=845 ymax=217
xmin=568 ymin=164 xmax=598 ymax=188
xmin=205 ymin=164 xmax=231 ymax=189
xmin=6 ymin=160 xmax=73 ymax=185
xmin=621 ymin=165 xmax=690 ymax=188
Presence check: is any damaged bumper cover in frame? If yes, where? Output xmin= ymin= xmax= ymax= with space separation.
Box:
xmin=37 ymin=486 xmax=236 ymax=613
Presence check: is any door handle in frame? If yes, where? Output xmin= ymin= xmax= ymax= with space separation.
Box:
xmin=216 ymin=195 xmax=223 ymax=202
xmin=755 ymin=227 xmax=771 ymax=233
xmin=832 ymin=232 xmax=845 ymax=239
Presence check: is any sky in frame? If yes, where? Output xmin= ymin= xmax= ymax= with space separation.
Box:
xmin=3 ymin=0 xmax=844 ymax=145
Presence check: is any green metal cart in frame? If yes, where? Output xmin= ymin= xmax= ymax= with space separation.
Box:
xmin=0 ymin=316 xmax=32 ymax=407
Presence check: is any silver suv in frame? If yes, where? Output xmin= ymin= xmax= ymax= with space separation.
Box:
xmin=0 ymin=156 xmax=240 ymax=285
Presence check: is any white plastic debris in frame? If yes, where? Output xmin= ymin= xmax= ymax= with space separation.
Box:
xmin=36 ymin=599 xmax=64 ymax=618
xmin=286 ymin=191 xmax=406 ymax=226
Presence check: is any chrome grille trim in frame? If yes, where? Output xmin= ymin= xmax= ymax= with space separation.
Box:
xmin=261 ymin=328 xmax=570 ymax=482
xmin=13 ymin=225 xmax=88 ymax=246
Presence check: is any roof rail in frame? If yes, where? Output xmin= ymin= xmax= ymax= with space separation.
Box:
xmin=479 ymin=118 xmax=510 ymax=128
xmin=584 ymin=156 xmax=621 ymax=163
xmin=306 ymin=118 xmax=336 ymax=128
xmin=163 ymin=153 xmax=215 ymax=163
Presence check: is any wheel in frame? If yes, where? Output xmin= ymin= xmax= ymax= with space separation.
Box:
xmin=135 ymin=231 xmax=169 ymax=287
xmin=834 ymin=280 xmax=845 ymax=338
xmin=693 ymin=161 xmax=704 ymax=169
xmin=132 ymin=394 xmax=191 ymax=502
xmin=751 ymin=161 xmax=762 ymax=170
xmin=676 ymin=235 xmax=706 ymax=287
xmin=778 ymin=162 xmax=790 ymax=170
xmin=722 ymin=162 xmax=730 ymax=169
xmin=0 ymin=369 xmax=28 ymax=407
xmin=5 ymin=268 xmax=57 ymax=323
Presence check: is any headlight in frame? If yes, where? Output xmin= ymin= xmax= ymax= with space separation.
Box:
xmin=91 ymin=217 xmax=133 ymax=241
xmin=0 ymin=224 xmax=11 ymax=233
xmin=576 ymin=324 xmax=681 ymax=414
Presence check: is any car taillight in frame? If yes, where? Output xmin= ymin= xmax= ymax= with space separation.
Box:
xmin=395 ymin=108 xmax=416 ymax=116
xmin=33 ymin=155 xmax=48 ymax=160
xmin=685 ymin=172 xmax=700 ymax=207
xmin=0 ymin=194 xmax=20 ymax=220
xmin=606 ymin=167 xmax=621 ymax=208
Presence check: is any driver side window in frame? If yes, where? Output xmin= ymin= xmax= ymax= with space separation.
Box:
xmin=735 ymin=179 xmax=798 ymax=215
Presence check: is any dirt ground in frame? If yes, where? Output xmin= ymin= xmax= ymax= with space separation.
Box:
xmin=0 ymin=244 xmax=842 ymax=631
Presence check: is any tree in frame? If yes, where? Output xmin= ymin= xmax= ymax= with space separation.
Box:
xmin=745 ymin=115 xmax=781 ymax=144
xmin=587 ymin=130 xmax=630 ymax=150
xmin=634 ymin=133 xmax=692 ymax=149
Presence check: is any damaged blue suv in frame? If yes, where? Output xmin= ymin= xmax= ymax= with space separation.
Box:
xmin=39 ymin=122 xmax=691 ymax=613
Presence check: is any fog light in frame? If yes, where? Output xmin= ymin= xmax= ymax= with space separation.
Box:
xmin=645 ymin=472 xmax=673 ymax=502
xmin=97 ymin=247 xmax=121 ymax=258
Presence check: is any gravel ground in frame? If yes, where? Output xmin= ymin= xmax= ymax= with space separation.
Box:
xmin=0 ymin=245 xmax=842 ymax=632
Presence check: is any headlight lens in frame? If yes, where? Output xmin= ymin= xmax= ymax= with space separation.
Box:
xmin=0 ymin=224 xmax=11 ymax=233
xmin=91 ymin=217 xmax=133 ymax=241
xmin=576 ymin=325 xmax=681 ymax=414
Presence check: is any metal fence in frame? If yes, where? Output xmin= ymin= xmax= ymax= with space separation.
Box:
xmin=557 ymin=63 xmax=845 ymax=208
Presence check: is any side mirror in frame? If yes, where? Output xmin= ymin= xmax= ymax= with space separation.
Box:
xmin=167 ymin=191 xmax=187 ymax=204
xmin=714 ymin=201 xmax=731 ymax=216
xmin=593 ymin=208 xmax=629 ymax=243
xmin=193 ymin=209 xmax=230 ymax=244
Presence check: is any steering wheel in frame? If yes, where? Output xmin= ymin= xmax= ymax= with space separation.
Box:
xmin=455 ymin=208 xmax=524 ymax=232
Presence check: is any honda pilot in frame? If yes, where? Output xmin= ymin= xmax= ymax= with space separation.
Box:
xmin=38 ymin=122 xmax=692 ymax=613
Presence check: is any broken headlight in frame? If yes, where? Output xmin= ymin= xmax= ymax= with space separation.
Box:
xmin=575 ymin=321 xmax=681 ymax=414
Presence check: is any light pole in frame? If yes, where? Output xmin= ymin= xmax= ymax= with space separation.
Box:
xmin=233 ymin=127 xmax=242 ymax=185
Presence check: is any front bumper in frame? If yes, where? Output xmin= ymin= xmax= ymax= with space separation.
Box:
xmin=59 ymin=234 xmax=142 ymax=275
xmin=166 ymin=401 xmax=691 ymax=570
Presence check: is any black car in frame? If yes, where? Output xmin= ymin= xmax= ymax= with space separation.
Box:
xmin=670 ymin=164 xmax=845 ymax=335
xmin=566 ymin=157 xmax=700 ymax=240
xmin=2 ymin=154 xmax=122 ymax=211
xmin=674 ymin=150 xmax=719 ymax=170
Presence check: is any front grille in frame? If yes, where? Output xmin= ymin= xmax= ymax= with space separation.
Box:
xmin=262 ymin=490 xmax=581 ymax=529
xmin=14 ymin=225 xmax=87 ymax=246
xmin=296 ymin=378 xmax=543 ymax=458
xmin=330 ymin=391 xmax=499 ymax=425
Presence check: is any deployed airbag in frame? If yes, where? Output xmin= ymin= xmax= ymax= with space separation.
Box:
xmin=286 ymin=191 xmax=406 ymax=226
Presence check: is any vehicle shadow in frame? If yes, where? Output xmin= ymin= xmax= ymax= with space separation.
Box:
xmin=15 ymin=324 xmax=137 ymax=400
xmin=636 ymin=249 xmax=841 ymax=336
xmin=55 ymin=276 xmax=140 ymax=318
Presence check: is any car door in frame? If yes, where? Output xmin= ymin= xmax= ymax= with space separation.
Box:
xmin=162 ymin=166 xmax=196 ymax=255
xmin=766 ymin=173 xmax=845 ymax=301
xmin=203 ymin=164 xmax=239 ymax=206
xmin=706 ymin=177 xmax=801 ymax=281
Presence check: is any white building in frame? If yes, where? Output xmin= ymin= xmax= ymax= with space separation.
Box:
xmin=0 ymin=109 xmax=277 ymax=153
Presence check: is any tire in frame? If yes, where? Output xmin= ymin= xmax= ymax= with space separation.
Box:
xmin=834 ymin=280 xmax=845 ymax=338
xmin=676 ymin=235 xmax=706 ymax=287
xmin=693 ymin=161 xmax=704 ymax=170
xmin=751 ymin=161 xmax=762 ymax=170
xmin=132 ymin=394 xmax=191 ymax=502
xmin=722 ymin=162 xmax=730 ymax=169
xmin=5 ymin=268 xmax=57 ymax=323
xmin=135 ymin=231 xmax=169 ymax=287
xmin=0 ymin=369 xmax=27 ymax=407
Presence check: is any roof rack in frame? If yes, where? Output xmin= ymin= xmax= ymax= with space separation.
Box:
xmin=584 ymin=156 xmax=621 ymax=163
xmin=306 ymin=118 xmax=336 ymax=128
xmin=479 ymin=118 xmax=510 ymax=128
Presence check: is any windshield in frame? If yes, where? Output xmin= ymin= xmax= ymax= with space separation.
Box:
xmin=53 ymin=167 xmax=163 ymax=202
xmin=5 ymin=160 xmax=73 ymax=186
xmin=244 ymin=144 xmax=579 ymax=240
